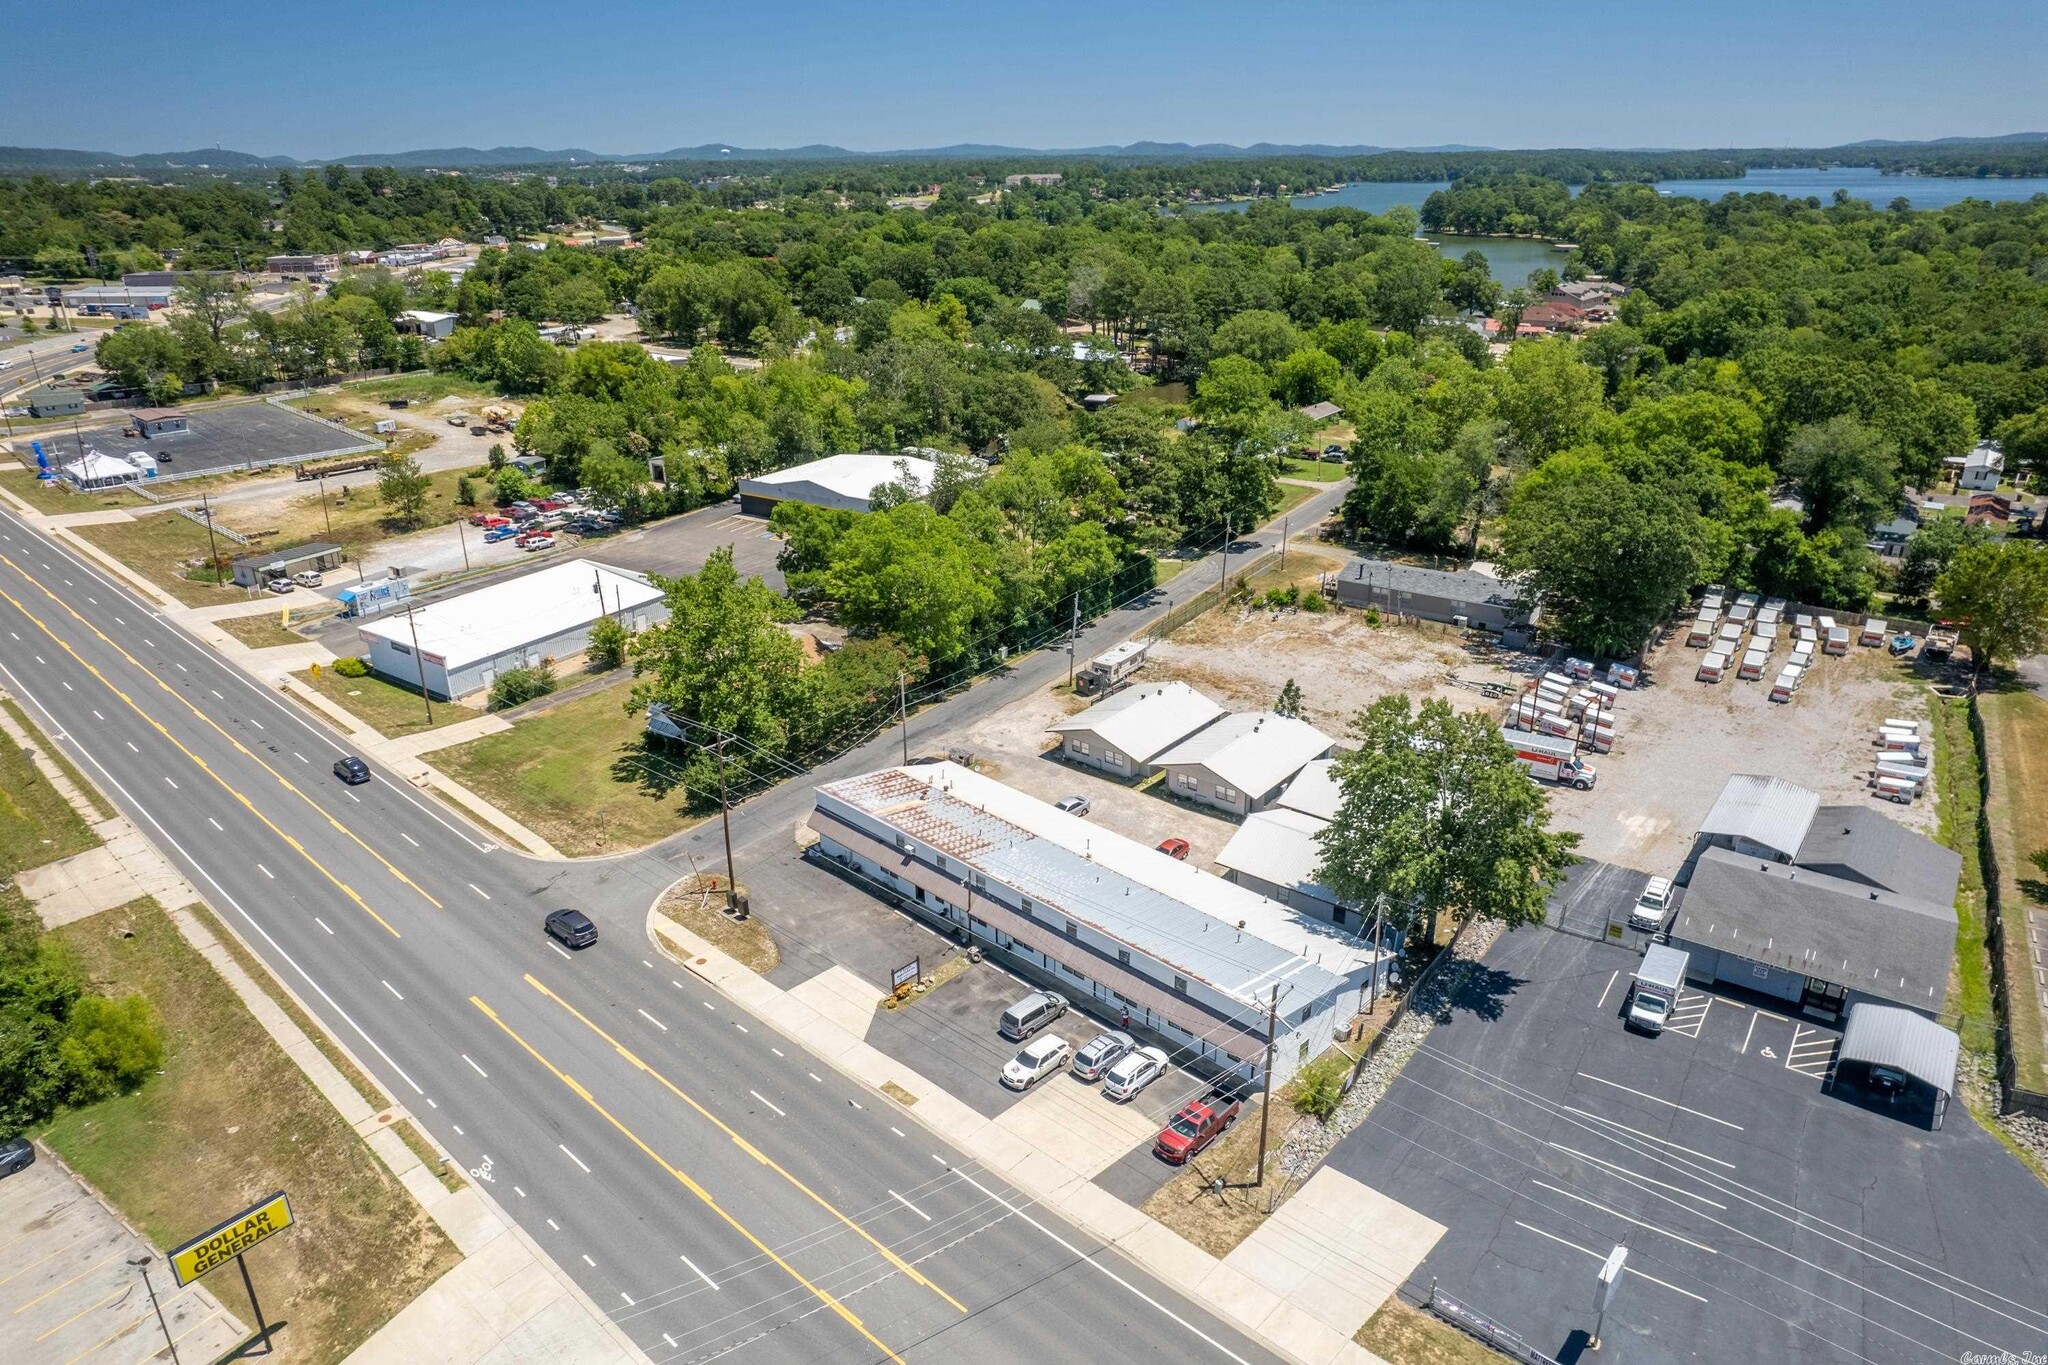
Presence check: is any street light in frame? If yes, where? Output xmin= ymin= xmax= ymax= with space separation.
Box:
xmin=128 ymin=1254 xmax=181 ymax=1364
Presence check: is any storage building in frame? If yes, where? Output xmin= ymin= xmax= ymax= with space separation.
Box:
xmin=230 ymin=541 xmax=344 ymax=588
xmin=356 ymin=559 xmax=664 ymax=699
xmin=808 ymin=762 xmax=1393 ymax=1086
xmin=1214 ymin=807 xmax=1363 ymax=926
xmin=1046 ymin=681 xmax=1224 ymax=779
xmin=735 ymin=452 xmax=937 ymax=517
xmin=1328 ymin=560 xmax=1532 ymax=644
xmin=397 ymin=310 xmax=459 ymax=341
xmin=1153 ymin=711 xmax=1335 ymax=817
xmin=130 ymin=408 xmax=189 ymax=438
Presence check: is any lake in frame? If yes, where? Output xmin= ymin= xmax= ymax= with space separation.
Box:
xmin=1646 ymin=165 xmax=2048 ymax=208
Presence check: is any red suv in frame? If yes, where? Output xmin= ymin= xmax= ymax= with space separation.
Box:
xmin=1154 ymin=1097 xmax=1241 ymax=1164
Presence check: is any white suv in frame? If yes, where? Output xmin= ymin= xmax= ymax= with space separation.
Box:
xmin=1001 ymin=1035 xmax=1073 ymax=1091
xmin=1629 ymin=876 xmax=1674 ymax=931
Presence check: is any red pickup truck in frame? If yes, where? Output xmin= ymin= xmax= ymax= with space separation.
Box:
xmin=1154 ymin=1096 xmax=1241 ymax=1164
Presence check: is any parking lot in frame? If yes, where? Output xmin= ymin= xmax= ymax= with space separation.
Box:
xmin=601 ymin=502 xmax=785 ymax=589
xmin=45 ymin=400 xmax=376 ymax=480
xmin=1328 ymin=925 xmax=2048 ymax=1365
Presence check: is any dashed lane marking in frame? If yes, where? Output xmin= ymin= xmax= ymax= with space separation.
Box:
xmin=383 ymin=980 xmax=404 ymax=1000
xmin=559 ymin=1144 xmax=591 ymax=1174
xmin=680 ymin=1255 xmax=717 ymax=1292
xmin=637 ymin=1008 xmax=667 ymax=1032
xmin=749 ymin=1090 xmax=785 ymax=1117
xmin=464 ymin=1054 xmax=488 ymax=1078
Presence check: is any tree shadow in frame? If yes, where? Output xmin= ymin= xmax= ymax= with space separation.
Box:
xmin=2018 ymin=877 xmax=2048 ymax=906
xmin=1442 ymin=961 xmax=1519 ymax=1023
xmin=613 ymin=740 xmax=684 ymax=801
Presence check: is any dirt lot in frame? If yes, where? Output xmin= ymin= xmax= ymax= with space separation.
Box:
xmin=1562 ymin=631 xmax=1937 ymax=872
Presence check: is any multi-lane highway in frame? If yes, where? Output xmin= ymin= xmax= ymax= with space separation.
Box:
xmin=0 ymin=487 xmax=1343 ymax=1364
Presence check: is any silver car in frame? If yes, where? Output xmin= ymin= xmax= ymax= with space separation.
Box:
xmin=1070 ymin=1030 xmax=1136 ymax=1082
xmin=1101 ymin=1045 xmax=1169 ymax=1102
xmin=1001 ymin=1035 xmax=1072 ymax=1091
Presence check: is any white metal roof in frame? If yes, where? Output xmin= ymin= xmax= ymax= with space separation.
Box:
xmin=1047 ymin=681 xmax=1224 ymax=764
xmin=357 ymin=558 xmax=661 ymax=672
xmin=1698 ymin=774 xmax=1819 ymax=859
xmin=736 ymin=452 xmax=936 ymax=509
xmin=1215 ymin=809 xmax=1340 ymax=905
xmin=1153 ymin=712 xmax=1335 ymax=798
xmin=1275 ymin=759 xmax=1343 ymax=822
xmin=814 ymin=763 xmax=1380 ymax=1004
xmin=399 ymin=309 xmax=456 ymax=323
xmin=1838 ymin=1003 xmax=1960 ymax=1094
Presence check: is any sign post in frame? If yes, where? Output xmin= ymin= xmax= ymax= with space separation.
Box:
xmin=891 ymin=958 xmax=921 ymax=992
xmin=1590 ymin=1244 xmax=1627 ymax=1350
xmin=169 ymin=1190 xmax=295 ymax=1355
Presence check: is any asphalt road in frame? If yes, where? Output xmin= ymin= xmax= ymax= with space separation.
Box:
xmin=0 ymin=484 xmax=1348 ymax=1364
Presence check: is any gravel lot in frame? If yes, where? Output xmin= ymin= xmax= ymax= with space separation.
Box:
xmin=1561 ymin=630 xmax=1937 ymax=873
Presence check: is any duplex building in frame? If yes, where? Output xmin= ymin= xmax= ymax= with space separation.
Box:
xmin=1153 ymin=711 xmax=1335 ymax=817
xmin=1328 ymin=560 xmax=1532 ymax=644
xmin=1668 ymin=775 xmax=1961 ymax=1019
xmin=808 ymin=763 xmax=1392 ymax=1085
xmin=1047 ymin=681 xmax=1224 ymax=779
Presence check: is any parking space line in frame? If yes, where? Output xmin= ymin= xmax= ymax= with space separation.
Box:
xmin=1514 ymin=1222 xmax=1709 ymax=1302
xmin=1596 ymin=970 xmax=1619 ymax=1011
xmin=1741 ymin=1011 xmax=1760 ymax=1054
xmin=1529 ymin=1179 xmax=1719 ymax=1253
xmin=1786 ymin=1025 xmax=1838 ymax=1079
xmin=1576 ymin=1072 xmax=1744 ymax=1129
xmin=1548 ymin=1143 xmax=1728 ymax=1209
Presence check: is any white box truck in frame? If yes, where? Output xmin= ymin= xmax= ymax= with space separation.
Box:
xmin=1505 ymin=727 xmax=1597 ymax=790
xmin=1626 ymin=944 xmax=1690 ymax=1034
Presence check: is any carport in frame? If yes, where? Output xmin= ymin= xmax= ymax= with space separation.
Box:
xmin=1829 ymin=1002 xmax=1961 ymax=1129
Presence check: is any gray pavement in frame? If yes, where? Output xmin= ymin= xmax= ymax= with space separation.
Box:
xmin=0 ymin=490 xmax=1327 ymax=1364
xmin=1325 ymin=924 xmax=2048 ymax=1365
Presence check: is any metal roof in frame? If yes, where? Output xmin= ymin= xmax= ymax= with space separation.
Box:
xmin=1697 ymin=774 xmax=1820 ymax=860
xmin=357 ymin=558 xmax=660 ymax=671
xmin=1153 ymin=712 xmax=1335 ymax=800
xmin=814 ymin=764 xmax=1376 ymax=1007
xmin=1047 ymin=682 xmax=1225 ymax=765
xmin=1838 ymin=1004 xmax=1961 ymax=1095
xmin=736 ymin=452 xmax=936 ymax=508
xmin=1671 ymin=846 xmax=1956 ymax=1012
xmin=1275 ymin=759 xmax=1343 ymax=822
xmin=1215 ymin=809 xmax=1340 ymax=905
xmin=1335 ymin=559 xmax=1522 ymax=610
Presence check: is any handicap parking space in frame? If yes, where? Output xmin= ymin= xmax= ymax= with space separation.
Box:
xmin=1328 ymin=924 xmax=2048 ymax=1365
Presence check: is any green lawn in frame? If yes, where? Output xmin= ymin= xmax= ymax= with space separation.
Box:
xmin=1277 ymin=456 xmax=1348 ymax=483
xmin=42 ymin=898 xmax=459 ymax=1365
xmin=0 ymin=467 xmax=146 ymax=515
xmin=429 ymin=682 xmax=699 ymax=855
xmin=0 ymin=699 xmax=101 ymax=874
xmin=340 ymin=372 xmax=499 ymax=406
xmin=297 ymin=665 xmax=479 ymax=738
xmin=1273 ymin=480 xmax=1321 ymax=520
xmin=1977 ymin=688 xmax=2048 ymax=1093
xmin=74 ymin=511 xmax=242 ymax=606
xmin=218 ymin=610 xmax=310 ymax=649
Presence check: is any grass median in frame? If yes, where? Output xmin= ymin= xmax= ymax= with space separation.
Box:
xmin=0 ymin=698 xmax=102 ymax=872
xmin=428 ymin=681 xmax=698 ymax=855
xmin=41 ymin=898 xmax=459 ymax=1364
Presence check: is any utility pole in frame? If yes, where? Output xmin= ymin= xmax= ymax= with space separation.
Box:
xmin=128 ymin=1256 xmax=180 ymax=1364
xmin=1369 ymin=903 xmax=1385 ymax=1013
xmin=713 ymin=736 xmax=736 ymax=912
xmin=1252 ymin=984 xmax=1280 ymax=1187
xmin=403 ymin=605 xmax=435 ymax=725
xmin=198 ymin=490 xmax=223 ymax=584
xmin=898 ymin=673 xmax=909 ymax=764
xmin=315 ymin=469 xmax=334 ymax=540
xmin=1067 ymin=593 xmax=1080 ymax=689
xmin=1281 ymin=514 xmax=1289 ymax=569
xmin=1220 ymin=511 xmax=1232 ymax=603
xmin=456 ymin=514 xmax=470 ymax=571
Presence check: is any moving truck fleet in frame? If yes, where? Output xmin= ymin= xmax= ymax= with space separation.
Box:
xmin=1626 ymin=944 xmax=1690 ymax=1034
xmin=1503 ymin=727 xmax=1597 ymax=790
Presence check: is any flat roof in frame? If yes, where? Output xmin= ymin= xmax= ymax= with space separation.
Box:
xmin=815 ymin=763 xmax=1378 ymax=1008
xmin=357 ymin=559 xmax=661 ymax=672
xmin=1216 ymin=809 xmax=1340 ymax=905
xmin=233 ymin=540 xmax=340 ymax=570
xmin=736 ymin=452 xmax=936 ymax=505
xmin=1153 ymin=711 xmax=1334 ymax=798
xmin=1337 ymin=559 xmax=1522 ymax=610
xmin=1047 ymin=681 xmax=1224 ymax=765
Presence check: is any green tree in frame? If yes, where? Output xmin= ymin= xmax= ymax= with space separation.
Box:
xmin=629 ymin=547 xmax=808 ymax=757
xmin=58 ymin=995 xmax=163 ymax=1103
xmin=1936 ymin=542 xmax=2048 ymax=673
xmin=1895 ymin=516 xmax=1989 ymax=607
xmin=579 ymin=443 xmax=646 ymax=515
xmin=823 ymin=503 xmax=997 ymax=664
xmin=1315 ymin=695 xmax=1578 ymax=942
xmin=95 ymin=326 xmax=186 ymax=404
xmin=1493 ymin=339 xmax=1606 ymax=464
xmin=1784 ymin=417 xmax=1899 ymax=534
xmin=488 ymin=662 xmax=556 ymax=710
xmin=1274 ymin=678 xmax=1305 ymax=718
xmin=455 ymin=473 xmax=478 ymax=507
xmin=586 ymin=615 xmax=628 ymax=671
xmin=1995 ymin=407 xmax=2048 ymax=487
xmin=1372 ymin=239 xmax=1445 ymax=334
xmin=377 ymin=452 xmax=432 ymax=528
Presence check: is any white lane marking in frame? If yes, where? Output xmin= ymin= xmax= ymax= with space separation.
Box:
xmin=425 ymin=1097 xmax=437 ymax=1108
xmin=345 ymin=790 xmax=359 ymax=802
xmin=142 ymin=638 xmax=153 ymax=647
xmin=636 ymin=1008 xmax=667 ymax=1032
xmin=113 ymin=617 xmax=123 ymax=625
xmin=770 ymin=1047 xmax=784 ymax=1057
xmin=733 ymin=1023 xmax=748 ymax=1033
xmin=468 ymin=883 xmax=490 ymax=899
xmin=314 ymin=917 xmax=334 ymax=935
xmin=1529 ymin=1179 xmax=1718 ymax=1253
xmin=1515 ymin=1222 xmax=1709 ymax=1302
xmin=808 ymin=1072 xmax=823 ymax=1083
xmin=680 ymin=1255 xmax=718 ymax=1291
xmin=1558 ymin=1106 xmax=1738 ymax=1168
xmin=664 ymin=1332 xmax=677 ymax=1347
xmin=382 ymin=980 xmax=404 ymax=1000
xmin=670 ymin=980 xmax=684 ymax=989
xmin=293 ymin=751 xmax=307 ymax=763
xmin=890 ymin=1127 xmax=905 ymax=1137
xmin=1575 ymin=1072 xmax=1745 ymax=1129
xmin=453 ymin=1125 xmax=463 ymax=1136
xmin=399 ymin=831 xmax=418 ymax=845
xmin=87 ymin=596 xmax=96 ymax=604
xmin=1595 ymin=969 xmax=1619 ymax=1010
xmin=546 ymin=1218 xmax=559 ymax=1231
xmin=700 ymin=1000 xmax=714 ymax=1010
xmin=952 ymin=1165 xmax=1259 ymax=1363
xmin=514 ymin=1187 xmax=525 ymax=1199
xmin=163 ymin=775 xmax=177 ymax=788
xmin=748 ymin=1090 xmax=785 ymax=1117
xmin=175 ymin=661 xmax=187 ymax=672
xmin=1548 ymin=1143 xmax=1729 ymax=1208
xmin=1742 ymin=1011 xmax=1761 ymax=1054
xmin=550 ymin=943 xmax=572 ymax=960
xmin=642 ymin=960 xmax=654 ymax=969
xmin=34 ymin=655 xmax=46 ymax=665
xmin=889 ymin=1189 xmax=931 ymax=1221
xmin=620 ymin=1292 xmax=633 ymax=1305
xmin=248 ymin=720 xmax=262 ymax=730
xmin=257 ymin=864 xmax=273 ymax=879
xmin=933 ymin=1154 xmax=947 ymax=1165
xmin=559 ymin=1144 xmax=591 ymax=1173
xmin=125 ymin=740 xmax=137 ymax=752
xmin=92 ymin=709 xmax=104 ymax=720
xmin=463 ymin=1054 xmax=488 ymax=1078
xmin=61 ymin=680 xmax=72 ymax=691
xmin=210 ymin=689 xmax=223 ymax=699
xmin=849 ymin=1100 xmax=863 ymax=1110
xmin=207 ymin=817 xmax=222 ymax=830
xmin=582 ymin=1254 xmax=595 ymax=1267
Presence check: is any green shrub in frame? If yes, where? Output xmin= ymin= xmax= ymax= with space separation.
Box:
xmin=59 ymin=994 xmax=164 ymax=1103
xmin=1263 ymin=584 xmax=1301 ymax=609
xmin=489 ymin=662 xmax=555 ymax=711
xmin=1364 ymin=607 xmax=1382 ymax=627
xmin=1292 ymin=1055 xmax=1347 ymax=1121
xmin=332 ymin=656 xmax=369 ymax=677
xmin=586 ymin=616 xmax=628 ymax=671
xmin=455 ymin=474 xmax=477 ymax=507
xmin=1299 ymin=590 xmax=1328 ymax=613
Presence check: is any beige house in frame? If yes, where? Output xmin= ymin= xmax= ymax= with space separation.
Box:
xmin=1047 ymin=681 xmax=1225 ymax=779
xmin=1153 ymin=712 xmax=1335 ymax=817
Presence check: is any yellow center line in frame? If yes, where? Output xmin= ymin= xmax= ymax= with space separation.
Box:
xmin=523 ymin=972 xmax=966 ymax=1314
xmin=469 ymin=995 xmax=909 ymax=1364
xmin=0 ymin=549 xmax=440 ymax=910
xmin=0 ymin=580 xmax=402 ymax=937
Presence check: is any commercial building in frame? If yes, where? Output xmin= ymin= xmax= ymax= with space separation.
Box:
xmin=397 ymin=310 xmax=458 ymax=341
xmin=735 ymin=452 xmax=938 ymax=518
xmin=64 ymin=285 xmax=173 ymax=311
xmin=809 ymin=762 xmax=1393 ymax=1085
xmin=1668 ymin=775 xmax=1961 ymax=1019
xmin=265 ymin=254 xmax=341 ymax=276
xmin=1328 ymin=560 xmax=1533 ymax=643
xmin=355 ymin=559 xmax=664 ymax=699
xmin=130 ymin=408 xmax=189 ymax=438
xmin=1153 ymin=711 xmax=1335 ymax=817
xmin=230 ymin=541 xmax=343 ymax=588
xmin=1046 ymin=681 xmax=1224 ymax=779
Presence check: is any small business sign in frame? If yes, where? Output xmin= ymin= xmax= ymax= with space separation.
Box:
xmin=890 ymin=958 xmax=920 ymax=991
xmin=169 ymin=1191 xmax=294 ymax=1286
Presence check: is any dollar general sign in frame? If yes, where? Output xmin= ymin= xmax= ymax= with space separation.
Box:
xmin=168 ymin=1191 xmax=294 ymax=1286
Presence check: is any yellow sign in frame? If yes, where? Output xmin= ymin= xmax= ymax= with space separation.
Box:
xmin=169 ymin=1191 xmax=294 ymax=1286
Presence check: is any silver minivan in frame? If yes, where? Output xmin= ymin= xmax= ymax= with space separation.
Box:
xmin=998 ymin=990 xmax=1068 ymax=1041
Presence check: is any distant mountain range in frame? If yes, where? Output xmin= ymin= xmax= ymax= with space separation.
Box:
xmin=1 ymin=134 xmax=2041 ymax=173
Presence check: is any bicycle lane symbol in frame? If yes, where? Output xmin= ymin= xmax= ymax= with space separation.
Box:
xmin=470 ymin=1154 xmax=495 ymax=1183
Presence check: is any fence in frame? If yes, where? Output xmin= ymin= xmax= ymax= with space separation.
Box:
xmin=1968 ymin=693 xmax=2048 ymax=1120
xmin=176 ymin=505 xmax=250 ymax=545
xmin=1147 ymin=542 xmax=1283 ymax=641
xmin=1423 ymin=1284 xmax=1563 ymax=1365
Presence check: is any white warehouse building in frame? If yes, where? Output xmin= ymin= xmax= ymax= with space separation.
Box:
xmin=357 ymin=558 xmax=664 ymax=700
xmin=736 ymin=451 xmax=938 ymax=517
xmin=809 ymin=762 xmax=1393 ymax=1086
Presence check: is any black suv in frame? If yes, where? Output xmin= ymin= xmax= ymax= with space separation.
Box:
xmin=332 ymin=756 xmax=371 ymax=784
xmin=544 ymin=907 xmax=598 ymax=949
xmin=0 ymin=1137 xmax=34 ymax=1179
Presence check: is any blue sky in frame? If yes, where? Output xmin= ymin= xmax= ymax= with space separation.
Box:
xmin=13 ymin=0 xmax=2047 ymax=158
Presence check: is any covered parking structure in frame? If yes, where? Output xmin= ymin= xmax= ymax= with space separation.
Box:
xmin=1828 ymin=1003 xmax=1962 ymax=1129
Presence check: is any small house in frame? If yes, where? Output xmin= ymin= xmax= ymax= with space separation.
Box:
xmin=1296 ymin=401 xmax=1342 ymax=424
xmin=1047 ymin=681 xmax=1225 ymax=779
xmin=130 ymin=407 xmax=188 ymax=439
xmin=1958 ymin=443 xmax=2003 ymax=492
xmin=1153 ymin=712 xmax=1335 ymax=817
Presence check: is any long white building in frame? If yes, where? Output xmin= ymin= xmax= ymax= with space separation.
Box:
xmin=809 ymin=762 xmax=1392 ymax=1086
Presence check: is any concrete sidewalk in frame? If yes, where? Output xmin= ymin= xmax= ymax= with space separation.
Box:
xmin=651 ymin=905 xmax=1436 ymax=1365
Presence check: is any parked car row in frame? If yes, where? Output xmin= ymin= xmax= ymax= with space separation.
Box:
xmin=996 ymin=989 xmax=1238 ymax=1162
